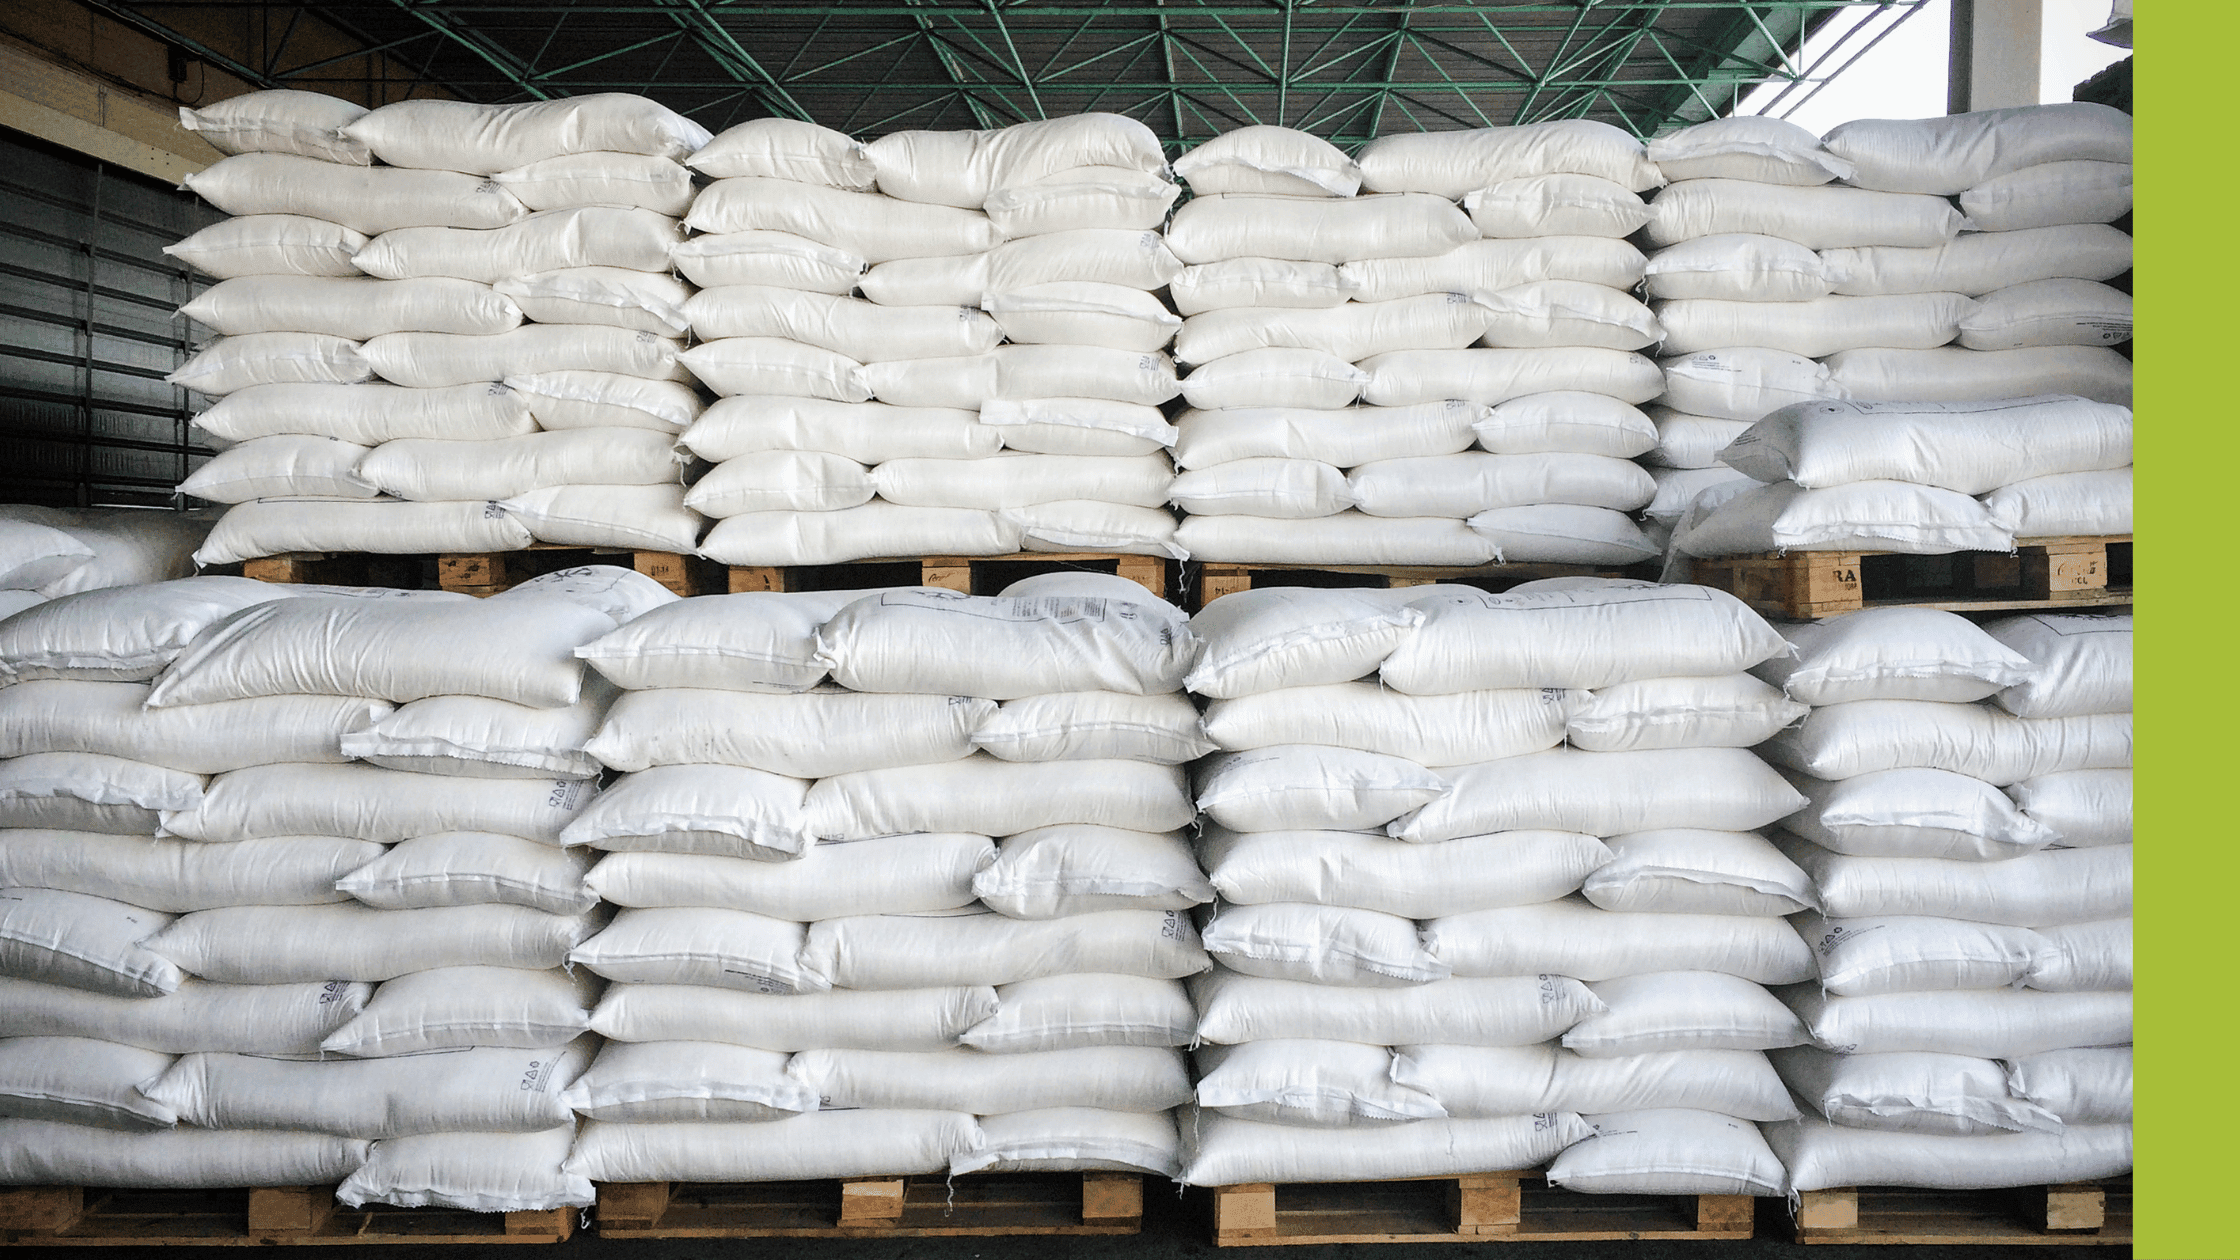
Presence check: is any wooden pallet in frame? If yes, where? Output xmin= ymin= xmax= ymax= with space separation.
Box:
xmin=1195 ymin=561 xmax=1650 ymax=608
xmin=242 ymin=543 xmax=724 ymax=598
xmin=1209 ymin=1172 xmax=1754 ymax=1246
xmin=1688 ymin=535 xmax=2133 ymax=620
xmin=592 ymin=1171 xmax=1141 ymax=1238
xmin=1792 ymin=1176 xmax=2132 ymax=1245
xmin=727 ymin=551 xmax=1169 ymax=600
xmin=0 ymin=1185 xmax=571 ymax=1246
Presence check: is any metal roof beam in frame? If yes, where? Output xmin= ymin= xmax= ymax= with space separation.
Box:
xmin=387 ymin=0 xmax=551 ymax=100
xmin=644 ymin=0 xmax=818 ymax=120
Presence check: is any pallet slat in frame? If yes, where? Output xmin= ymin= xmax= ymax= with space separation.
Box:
xmin=1194 ymin=561 xmax=1647 ymax=609
xmin=1208 ymin=1172 xmax=1754 ymax=1246
xmin=1792 ymin=1177 xmax=2132 ymax=1246
xmin=592 ymin=1171 xmax=1141 ymax=1238
xmin=0 ymin=1185 xmax=570 ymax=1246
xmin=1688 ymin=535 xmax=2133 ymax=619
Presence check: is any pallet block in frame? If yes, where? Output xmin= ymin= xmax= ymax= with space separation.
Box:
xmin=1208 ymin=1172 xmax=1755 ymax=1246
xmin=1194 ymin=561 xmax=1644 ymax=609
xmin=726 ymin=552 xmax=1168 ymax=600
xmin=1688 ymin=535 xmax=2133 ymax=619
xmin=0 ymin=1185 xmax=571 ymax=1245
xmin=1792 ymin=1177 xmax=2132 ymax=1245
xmin=592 ymin=1171 xmax=1141 ymax=1238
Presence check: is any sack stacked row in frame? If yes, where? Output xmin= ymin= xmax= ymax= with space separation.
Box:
xmin=0 ymin=567 xmax=678 ymax=1210
xmin=1751 ymin=608 xmax=2132 ymax=1191
xmin=1174 ymin=579 xmax=1818 ymax=1191
xmin=1160 ymin=124 xmax=1666 ymax=567
xmin=1638 ymin=104 xmax=2133 ymax=535
xmin=167 ymin=90 xmax=713 ymax=565
xmin=1672 ymin=395 xmax=2133 ymax=560
xmin=558 ymin=573 xmax=1212 ymax=1183
xmin=675 ymin=117 xmax=1191 ymax=565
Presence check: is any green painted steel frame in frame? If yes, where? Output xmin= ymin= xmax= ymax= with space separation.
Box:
xmin=103 ymin=0 xmax=1937 ymax=142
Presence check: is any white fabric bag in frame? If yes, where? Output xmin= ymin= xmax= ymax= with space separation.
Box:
xmin=180 ymin=276 xmax=521 ymax=339
xmin=0 ymin=976 xmax=369 ymax=1054
xmin=337 ymin=688 xmax=611 ymax=781
xmin=342 ymin=94 xmax=709 ymax=172
xmin=1183 ymin=586 xmax=1422 ymax=700
xmin=1170 ymin=259 xmax=1356 ymax=315
xmin=686 ymin=286 xmax=1002 ymax=363
xmin=1754 ymin=607 xmax=2037 ymax=705
xmin=0 ymin=832 xmax=378 ymax=913
xmin=1477 ymin=392 xmax=1657 ymax=457
xmin=1658 ymin=292 xmax=1974 ymax=358
xmin=0 ymin=888 xmax=180 ymax=997
xmin=1381 ymin=581 xmax=1788 ymax=693
xmin=1350 ymin=453 xmax=1654 ymax=518
xmin=1821 ymin=103 xmax=2131 ymax=195
xmin=2007 ymin=769 xmax=2131 ymax=847
xmin=1719 ymin=396 xmax=2132 ymax=494
xmin=1783 ymin=840 xmax=2132 ymax=927
xmin=1783 ymin=986 xmax=2132 ymax=1059
xmin=955 ymin=1108 xmax=1182 ymax=1177
xmin=1546 ymin=1110 xmax=1788 ymax=1196
xmin=193 ymin=501 xmax=532 ymax=567
xmin=1165 ymin=193 xmax=1476 ymax=264
xmin=686 ymin=177 xmax=1001 ymax=262
xmin=960 ymin=975 xmax=1196 ymax=1053
xmin=1390 ymin=748 xmax=1805 ymax=842
xmin=1201 ymin=826 xmax=1609 ymax=919
xmin=682 ymin=397 xmax=992 ymax=463
xmin=142 ymin=1039 xmax=592 ymax=1138
xmin=1642 ymin=233 xmax=1832 ymax=302
xmin=1658 ymin=348 xmax=1845 ymax=422
xmin=564 ymin=1111 xmax=982 ymax=1183
xmin=1179 ymin=1111 xmax=1591 ymax=1187
xmin=1784 ymin=767 xmax=2058 ymax=860
xmin=1355 ymin=119 xmax=1660 ymax=194
xmin=1173 ymin=401 xmax=1478 ymax=470
xmin=585 ymin=834 xmax=988 ymax=920
xmin=1774 ymin=1047 xmax=2059 ymax=1136
xmin=669 ymin=229 xmax=864 ymax=292
xmin=338 ymin=1125 xmax=591 ymax=1215
xmin=1174 ymin=294 xmax=1494 ymax=365
xmin=163 ymin=214 xmax=370 ymax=281
xmin=184 ymin=153 xmax=528 ymax=234
xmin=984 ymin=283 xmax=1181 ymax=352
xmin=1562 ymin=972 xmax=1807 ymax=1056
xmin=357 ymin=429 xmax=682 ymax=503
xmin=0 ymin=679 xmax=385 ymax=772
xmin=1359 ymin=348 xmax=1665 ymax=408
xmin=1476 ymin=281 xmax=1662 ymax=350
xmin=0 ymin=1036 xmax=177 ymax=1129
xmin=698 ymin=504 xmax=1020 ymax=566
xmin=679 ymin=337 xmax=869 ymax=401
xmin=499 ymin=483 xmax=701 ymax=553
xmin=168 ymin=333 xmax=372 ymax=395
xmin=1425 ymin=897 xmax=1814 ymax=984
xmin=568 ymin=907 xmax=819 ymax=993
xmin=320 ymin=966 xmax=597 ymax=1056
xmin=362 ymin=327 xmax=684 ymax=390
xmin=1567 ymin=674 xmax=1808 ymax=753
xmin=591 ymin=983 xmax=996 ymax=1053
xmin=493 ymin=151 xmax=695 ymax=214
xmin=1202 ymin=682 xmax=1570 ymax=764
xmin=1767 ymin=1115 xmax=2132 ymax=1193
xmin=1172 ymin=126 xmax=1362 ymax=197
xmin=1674 ymin=479 xmax=2014 ymax=556
xmin=557 ymin=764 xmax=810 ymax=861
xmin=1581 ymin=830 xmax=1813 ymax=916
xmin=1761 ymin=700 xmax=2132 ymax=784
xmin=973 ymin=827 xmax=1213 ymax=919
xmin=142 ymin=903 xmax=600 ymax=983
xmin=1344 ymin=237 xmax=1649 ymax=303
xmin=1958 ymin=279 xmax=2132 ymax=350
xmin=1195 ymin=746 xmax=1450 ymax=833
xmin=1795 ymin=911 xmax=2044 ymax=996
xmin=1823 ymin=346 xmax=2132 ymax=407
xmin=791 ymin=1045 xmax=1191 ymax=1114
xmin=1647 ymin=115 xmax=1852 ymax=185
xmin=496 ymin=267 xmax=694 ymax=336
xmin=1393 ymin=1044 xmax=1797 ymax=1122
xmin=178 ymin=89 xmax=371 ymax=163
xmin=1646 ymin=180 xmax=1969 ymax=250
xmin=1981 ymin=468 xmax=2132 ymax=536
xmin=2006 ymin=1047 xmax=2131 ymax=1124
xmin=814 ymin=587 xmax=1196 ymax=699
xmin=1201 ymin=901 xmax=1448 ymax=987
xmin=871 ymin=454 xmax=1174 ymax=511
xmin=575 ymin=588 xmax=881 ymax=693
xmin=1823 ymin=223 xmax=2134 ymax=297
xmin=1960 ymin=161 xmax=2131 ymax=232
xmin=561 ymin=1040 xmax=816 ymax=1123
xmin=0 ymin=751 xmax=202 ymax=834
xmin=0 ymin=1120 xmax=369 ymax=1189
xmin=1195 ymin=1040 xmax=1443 ymax=1127
xmin=1191 ymin=969 xmax=1604 ymax=1047
xmin=801 ymin=908 xmax=1210 ymax=990
xmin=178 ymin=436 xmax=378 ymax=503
xmin=972 ymin=692 xmax=1213 ymax=765
xmin=334 ymin=833 xmax=597 ymax=916
xmin=1984 ymin=613 xmax=2132 ymax=719
xmin=1466 ymin=174 xmax=1649 ymax=238
xmin=687 ymin=118 xmax=876 ymax=188
xmin=1178 ymin=348 xmax=1367 ymax=410
xmin=352 ymin=208 xmax=680 ymax=283
xmin=587 ymin=688 xmax=991 ymax=778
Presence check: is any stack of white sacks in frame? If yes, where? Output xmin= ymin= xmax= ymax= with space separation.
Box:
xmin=1164 ymin=124 xmax=1666 ymax=567
xmin=1638 ymin=103 xmax=2133 ymax=539
xmin=1175 ymin=579 xmax=1817 ymax=1193
xmin=1750 ymin=607 xmax=2132 ymax=1192
xmin=1672 ymin=394 xmax=2133 ymax=562
xmin=167 ymin=90 xmax=713 ymax=564
xmin=678 ymin=116 xmax=1190 ymax=565
xmin=559 ymin=572 xmax=1211 ymax=1183
xmin=0 ymin=508 xmax=218 ymax=620
xmin=0 ymin=566 xmax=676 ymax=1212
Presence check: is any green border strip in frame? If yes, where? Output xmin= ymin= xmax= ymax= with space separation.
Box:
xmin=2136 ymin=6 xmax=2230 ymax=1257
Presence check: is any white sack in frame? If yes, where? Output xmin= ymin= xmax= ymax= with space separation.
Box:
xmin=561 ymin=1040 xmax=815 ymax=1123
xmin=1674 ymin=479 xmax=2013 ymax=556
xmin=1767 ymin=1115 xmax=2131 ymax=1193
xmin=0 ymin=888 xmax=179 ymax=997
xmin=184 ymin=153 xmax=528 ymax=234
xmin=682 ymin=397 xmax=993 ymax=463
xmin=335 ymin=833 xmax=597 ymax=916
xmin=494 ymin=150 xmax=695 ymax=214
xmin=1192 ymin=969 xmax=1603 ymax=1046
xmin=1355 ymin=120 xmax=1660 ymax=194
xmin=1958 ymin=279 xmax=2131 ymax=350
xmin=1567 ymin=674 xmax=1807 ymax=753
xmin=2007 ymin=1047 xmax=2131 ymax=1125
xmin=699 ymin=504 xmax=1019 ymax=566
xmin=973 ymin=827 xmax=1212 ymax=918
xmin=1179 ymin=348 xmax=1367 ymax=410
xmin=1785 ymin=767 xmax=2055 ymax=861
xmin=1658 ymin=348 xmax=1844 ymax=422
xmin=1959 ymin=161 xmax=2132 ymax=232
xmin=1476 ymin=280 xmax=1662 ymax=350
xmin=801 ymin=908 xmax=1209 ymax=990
xmin=591 ymin=983 xmax=996 ymax=1052
xmin=1761 ymin=700 xmax=2132 ymax=784
xmin=178 ymin=89 xmax=371 ymax=163
xmin=815 ymin=587 xmax=1195 ymax=699
xmin=1169 ymin=460 xmax=1352 ymax=519
xmin=180 ymin=437 xmax=378 ymax=504
xmin=688 ymin=118 xmax=875 ymax=188
xmin=1203 ymin=682 xmax=1569 ymax=763
xmin=1477 ymin=392 xmax=1657 ymax=457
xmin=960 ymin=974 xmax=1196 ymax=1053
xmin=1774 ymin=1047 xmax=2057 ymax=1136
xmin=1981 ymin=468 xmax=2132 ymax=536
xmin=587 ymin=688 xmax=991 ymax=778
xmin=1646 ymin=180 xmax=1969 ymax=249
xmin=1183 ymin=586 xmax=1422 ymax=700
xmin=2007 ymin=769 xmax=2130 ymax=847
xmin=1657 ymin=293 xmax=1973 ymax=358
xmin=181 ymin=276 xmax=521 ymax=339
xmin=164 ymin=214 xmax=370 ymax=281
xmin=1173 ymin=126 xmax=1361 ymax=197
xmin=321 ymin=966 xmax=597 ymax=1056
xmin=194 ymin=381 xmax=537 ymax=445
xmin=1195 ymin=1040 xmax=1442 ymax=1127
xmin=361 ymin=326 xmax=684 ymax=390
xmin=584 ymin=834 xmax=988 ymax=920
xmin=0 ymin=1120 xmax=368 ymax=1189
xmin=1821 ymin=103 xmax=2131 ymax=195
xmin=338 ymin=1125 xmax=591 ymax=1214
xmin=352 ymin=208 xmax=680 ymax=283
xmin=1170 ymin=259 xmax=1356 ymax=315
xmin=1581 ymin=829 xmax=1813 ymax=916
xmin=1175 ymin=294 xmax=1493 ymax=364
xmin=686 ymin=285 xmax=1001 ymax=363
xmin=1179 ymin=1111 xmax=1591 ymax=1187
xmin=955 ymin=1108 xmax=1181 ymax=1177
xmin=575 ymin=588 xmax=879 ymax=693
xmin=568 ymin=907 xmax=819 ymax=993
xmin=0 ymin=680 xmax=384 ymax=772
xmin=1350 ymin=453 xmax=1654 ymax=518
xmin=1201 ymin=901 xmax=1448 ymax=987
xmin=0 ymin=1036 xmax=177 ymax=1129
xmin=1783 ymin=985 xmax=2131 ymax=1058
xmin=1202 ymin=826 xmax=1609 ymax=919
xmin=1175 ymin=514 xmax=1497 ymax=567
xmin=1165 ymin=194 xmax=1476 ymax=264
xmin=1563 ymin=972 xmax=1807 ymax=1056
xmin=0 ymin=976 xmax=368 ymax=1054
xmin=1984 ymin=613 xmax=2131 ymax=719
xmin=1720 ymin=396 xmax=2132 ymax=494
xmin=1781 ymin=839 xmax=2131 ymax=927
xmin=669 ymin=229 xmax=864 ymax=293
xmin=168 ymin=333 xmax=372 ymax=395
xmin=558 ymin=763 xmax=809 ymax=861
xmin=1425 ymin=897 xmax=1814 ymax=984
xmin=359 ymin=429 xmax=681 ymax=503
xmin=792 ymin=1045 xmax=1191 ymax=1114
xmin=1195 ymin=745 xmax=1449 ymax=833
xmin=1755 ymin=607 xmax=2037 ymax=705
xmin=497 ymin=267 xmax=694 ymax=336
xmin=686 ymin=177 xmax=1001 ymax=262
xmin=343 ymin=94 xmax=708 ymax=172
xmin=1382 ymin=581 xmax=1787 ymax=693
xmin=143 ymin=903 xmax=599 ymax=983
xmin=1647 ymin=115 xmax=1851 ymax=185
xmin=0 ymin=751 xmax=201 ymax=834
xmin=1823 ymin=223 xmax=2133 ymax=297
xmin=0 ymin=832 xmax=378 ymax=912
xmin=1358 ymin=348 xmax=1664 ymax=407
xmin=1823 ymin=346 xmax=2132 ymax=406
xmin=1343 ymin=237 xmax=1648 ymax=303
xmin=142 ymin=1039 xmax=592 ymax=1138
xmin=973 ymin=691 xmax=1213 ymax=765
xmin=1173 ymin=400 xmax=1478 ymax=470
xmin=1395 ymin=1045 xmax=1797 ymax=1122
xmin=564 ymin=1111 xmax=981 ymax=1182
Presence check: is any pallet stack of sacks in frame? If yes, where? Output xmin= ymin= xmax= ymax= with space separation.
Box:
xmin=167 ymin=90 xmax=711 ymax=565
xmin=1747 ymin=608 xmax=2132 ymax=1192
xmin=559 ymin=573 xmax=1211 ymax=1184
xmin=0 ymin=566 xmax=676 ymax=1212
xmin=1816 ymin=103 xmax=2132 ymax=407
xmin=1163 ymin=123 xmax=1666 ymax=568
xmin=679 ymin=116 xmax=1189 ymax=566
xmin=1670 ymin=394 xmax=2133 ymax=563
xmin=1174 ymin=579 xmax=1818 ymax=1194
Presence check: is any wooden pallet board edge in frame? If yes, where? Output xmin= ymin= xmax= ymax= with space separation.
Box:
xmin=0 ymin=1185 xmax=571 ymax=1246
xmin=589 ymin=1171 xmax=1141 ymax=1239
xmin=1790 ymin=1180 xmax=2131 ymax=1246
xmin=726 ymin=552 xmax=1168 ymax=599
xmin=1206 ymin=1174 xmax=1755 ymax=1247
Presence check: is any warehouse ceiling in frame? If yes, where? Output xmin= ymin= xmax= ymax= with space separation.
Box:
xmin=94 ymin=0 xmax=1931 ymax=145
